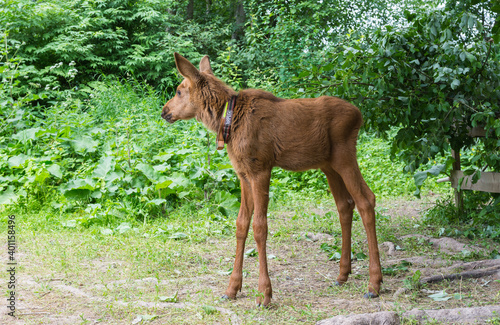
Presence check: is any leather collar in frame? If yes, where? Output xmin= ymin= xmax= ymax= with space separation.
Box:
xmin=216 ymin=95 xmax=237 ymax=150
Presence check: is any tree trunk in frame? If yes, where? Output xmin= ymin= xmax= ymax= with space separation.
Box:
xmin=205 ymin=0 xmax=211 ymax=15
xmin=232 ymin=1 xmax=246 ymax=41
xmin=187 ymin=0 xmax=194 ymax=20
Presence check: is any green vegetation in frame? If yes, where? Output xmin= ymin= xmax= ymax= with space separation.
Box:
xmin=0 ymin=76 xmax=443 ymax=233
xmin=2 ymin=0 xmax=499 ymax=228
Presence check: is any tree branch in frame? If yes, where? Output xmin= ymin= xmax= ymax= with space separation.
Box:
xmin=420 ymin=265 xmax=500 ymax=284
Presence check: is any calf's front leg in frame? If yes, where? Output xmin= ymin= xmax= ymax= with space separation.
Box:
xmin=224 ymin=176 xmax=253 ymax=299
xmin=250 ymin=172 xmax=272 ymax=306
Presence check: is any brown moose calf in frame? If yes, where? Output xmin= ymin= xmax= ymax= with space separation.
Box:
xmin=161 ymin=53 xmax=382 ymax=306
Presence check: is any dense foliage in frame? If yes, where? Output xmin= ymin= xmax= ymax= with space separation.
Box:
xmin=288 ymin=1 xmax=500 ymax=173
xmin=1 ymin=0 xmax=499 ymax=236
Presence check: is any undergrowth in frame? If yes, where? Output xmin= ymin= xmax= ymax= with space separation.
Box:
xmin=424 ymin=192 xmax=500 ymax=242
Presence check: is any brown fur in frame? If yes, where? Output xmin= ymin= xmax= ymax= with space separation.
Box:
xmin=161 ymin=53 xmax=382 ymax=306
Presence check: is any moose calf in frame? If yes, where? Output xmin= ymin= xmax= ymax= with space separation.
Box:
xmin=161 ymin=53 xmax=382 ymax=306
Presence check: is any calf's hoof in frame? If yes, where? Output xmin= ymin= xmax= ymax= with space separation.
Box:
xmin=221 ymin=294 xmax=236 ymax=301
xmin=363 ymin=292 xmax=379 ymax=299
xmin=256 ymin=294 xmax=272 ymax=307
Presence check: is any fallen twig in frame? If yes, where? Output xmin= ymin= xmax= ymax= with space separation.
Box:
xmin=454 ymin=258 xmax=500 ymax=271
xmin=420 ymin=265 xmax=500 ymax=284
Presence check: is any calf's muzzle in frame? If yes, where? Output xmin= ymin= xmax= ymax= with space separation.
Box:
xmin=161 ymin=103 xmax=174 ymax=123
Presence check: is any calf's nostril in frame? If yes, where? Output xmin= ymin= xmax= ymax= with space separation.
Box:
xmin=161 ymin=109 xmax=169 ymax=119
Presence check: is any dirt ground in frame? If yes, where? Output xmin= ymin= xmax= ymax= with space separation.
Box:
xmin=2 ymin=198 xmax=500 ymax=324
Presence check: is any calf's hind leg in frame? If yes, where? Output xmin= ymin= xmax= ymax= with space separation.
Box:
xmin=331 ymin=151 xmax=382 ymax=298
xmin=321 ymin=167 xmax=355 ymax=286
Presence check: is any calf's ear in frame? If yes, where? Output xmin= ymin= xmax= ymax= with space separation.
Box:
xmin=199 ymin=55 xmax=213 ymax=75
xmin=174 ymin=52 xmax=201 ymax=80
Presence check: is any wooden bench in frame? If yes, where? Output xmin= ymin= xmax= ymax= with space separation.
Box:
xmin=437 ymin=127 xmax=500 ymax=209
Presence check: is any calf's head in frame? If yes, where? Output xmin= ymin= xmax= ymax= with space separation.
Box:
xmin=161 ymin=52 xmax=215 ymax=124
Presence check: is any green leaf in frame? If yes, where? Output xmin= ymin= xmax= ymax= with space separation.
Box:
xmin=467 ymin=16 xmax=475 ymax=29
xmin=132 ymin=314 xmax=159 ymax=324
xmin=428 ymin=290 xmax=452 ymax=301
xmin=0 ymin=186 xmax=19 ymax=205
xmin=153 ymin=153 xmax=174 ymax=162
xmin=105 ymin=171 xmax=124 ymax=183
xmin=169 ymin=232 xmax=188 ymax=240
xmin=93 ymin=156 xmax=114 ymax=178
xmin=116 ymin=222 xmax=132 ymax=234
xmin=245 ymin=248 xmax=258 ymax=257
xmin=153 ymin=163 xmax=169 ymax=173
xmin=71 ymin=136 xmax=99 ymax=154
xmin=155 ymin=178 xmax=173 ymax=190
xmin=159 ymin=292 xmax=178 ymax=303
xmin=414 ymin=164 xmax=447 ymax=197
xmin=217 ymin=268 xmax=233 ymax=276
xmin=451 ymin=79 xmax=460 ymax=90
xmin=320 ymin=243 xmax=338 ymax=252
xmin=430 ymin=25 xmax=437 ymax=37
xmin=47 ymin=164 xmax=63 ymax=178
xmin=146 ymin=198 xmax=166 ymax=206
xmin=35 ymin=169 xmax=50 ymax=184
xmin=202 ymin=305 xmax=218 ymax=315
xmin=403 ymin=270 xmax=422 ymax=290
xmin=355 ymin=252 xmax=367 ymax=261
xmin=60 ymin=178 xmax=96 ymax=199
xmin=493 ymin=32 xmax=500 ymax=44
xmin=214 ymin=191 xmax=240 ymax=217
xmin=12 ymin=127 xmax=41 ymax=143
xmin=329 ymin=252 xmax=342 ymax=261
xmin=168 ymin=172 xmax=190 ymax=189
xmin=61 ymin=220 xmax=77 ymax=228
xmin=136 ymin=163 xmax=160 ymax=182
xmin=101 ymin=228 xmax=113 ymax=235
xmin=8 ymin=154 xmax=30 ymax=168
xmin=382 ymin=260 xmax=411 ymax=275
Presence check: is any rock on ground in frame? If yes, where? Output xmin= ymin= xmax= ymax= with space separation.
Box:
xmin=316 ymin=311 xmax=400 ymax=325
xmin=317 ymin=305 xmax=500 ymax=325
xmin=403 ymin=305 xmax=500 ymax=324
xmin=399 ymin=235 xmax=488 ymax=255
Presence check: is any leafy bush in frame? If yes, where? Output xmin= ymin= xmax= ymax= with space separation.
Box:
xmin=286 ymin=2 xmax=500 ymax=174
xmin=1 ymin=0 xmax=237 ymax=103
xmin=272 ymin=0 xmax=500 ymax=219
